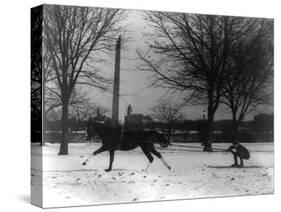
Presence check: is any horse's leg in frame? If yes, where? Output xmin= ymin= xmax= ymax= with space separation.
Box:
xmin=82 ymin=145 xmax=107 ymax=166
xmin=105 ymin=149 xmax=115 ymax=172
xmin=150 ymin=148 xmax=171 ymax=170
xmin=140 ymin=146 xmax=154 ymax=171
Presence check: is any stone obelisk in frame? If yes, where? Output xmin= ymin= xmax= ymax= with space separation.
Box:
xmin=112 ymin=35 xmax=121 ymax=127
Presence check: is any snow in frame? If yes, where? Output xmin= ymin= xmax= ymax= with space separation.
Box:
xmin=31 ymin=142 xmax=274 ymax=208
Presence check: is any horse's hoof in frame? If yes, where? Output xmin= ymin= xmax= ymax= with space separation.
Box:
xmin=105 ymin=169 xmax=112 ymax=172
xmin=168 ymin=166 xmax=171 ymax=170
xmin=82 ymin=162 xmax=87 ymax=166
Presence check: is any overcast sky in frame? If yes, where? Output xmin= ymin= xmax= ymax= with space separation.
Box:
xmin=86 ymin=9 xmax=273 ymax=123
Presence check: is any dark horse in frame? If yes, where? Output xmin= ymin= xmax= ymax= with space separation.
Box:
xmin=82 ymin=122 xmax=171 ymax=172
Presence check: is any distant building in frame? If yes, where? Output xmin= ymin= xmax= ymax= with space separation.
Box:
xmin=124 ymin=105 xmax=152 ymax=131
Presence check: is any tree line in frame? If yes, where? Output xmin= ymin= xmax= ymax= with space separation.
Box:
xmin=40 ymin=113 xmax=273 ymax=144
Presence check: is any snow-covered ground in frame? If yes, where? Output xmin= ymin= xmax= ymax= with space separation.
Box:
xmin=31 ymin=142 xmax=274 ymax=208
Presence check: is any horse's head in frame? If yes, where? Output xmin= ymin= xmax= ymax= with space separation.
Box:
xmin=87 ymin=120 xmax=120 ymax=139
xmin=152 ymin=131 xmax=170 ymax=148
xmin=86 ymin=121 xmax=105 ymax=139
xmin=159 ymin=138 xmax=170 ymax=148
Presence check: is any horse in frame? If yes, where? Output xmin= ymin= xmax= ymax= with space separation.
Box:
xmin=82 ymin=122 xmax=171 ymax=172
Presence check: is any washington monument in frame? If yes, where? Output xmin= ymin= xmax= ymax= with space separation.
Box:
xmin=112 ymin=35 xmax=121 ymax=127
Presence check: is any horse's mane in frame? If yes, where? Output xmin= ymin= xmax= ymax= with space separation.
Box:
xmin=90 ymin=122 xmax=121 ymax=137
xmin=152 ymin=131 xmax=171 ymax=146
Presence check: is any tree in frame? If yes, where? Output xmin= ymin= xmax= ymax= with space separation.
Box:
xmin=31 ymin=6 xmax=43 ymax=144
xmin=43 ymin=5 xmax=125 ymax=154
xmin=69 ymin=98 xmax=109 ymax=122
xmin=138 ymin=12 xmax=266 ymax=151
xmin=221 ymin=19 xmax=273 ymax=143
xmin=151 ymin=98 xmax=185 ymax=142
xmin=41 ymin=45 xmax=58 ymax=145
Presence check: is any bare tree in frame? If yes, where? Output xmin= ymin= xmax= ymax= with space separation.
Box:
xmin=222 ymin=20 xmax=273 ymax=143
xmin=31 ymin=6 xmax=43 ymax=144
xmin=43 ymin=5 xmax=125 ymax=154
xmin=151 ymin=98 xmax=185 ymax=142
xmin=47 ymin=92 xmax=109 ymax=123
xmin=69 ymin=98 xmax=109 ymax=122
xmin=138 ymin=12 xmax=263 ymax=151
xmin=41 ymin=49 xmax=57 ymax=145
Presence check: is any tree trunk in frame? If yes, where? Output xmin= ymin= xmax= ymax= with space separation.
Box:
xmin=42 ymin=81 xmax=46 ymax=146
xmin=232 ymin=122 xmax=239 ymax=144
xmin=167 ymin=126 xmax=172 ymax=142
xmin=231 ymin=112 xmax=239 ymax=144
xmin=203 ymin=108 xmax=214 ymax=152
xmin=58 ymin=95 xmax=69 ymax=155
xmin=42 ymin=111 xmax=47 ymax=146
xmin=183 ymin=130 xmax=188 ymax=143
